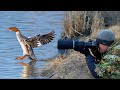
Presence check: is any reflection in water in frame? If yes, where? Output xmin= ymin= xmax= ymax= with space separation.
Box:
xmin=17 ymin=60 xmax=47 ymax=79
xmin=17 ymin=61 xmax=35 ymax=79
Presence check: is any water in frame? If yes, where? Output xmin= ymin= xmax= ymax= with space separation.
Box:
xmin=0 ymin=11 xmax=64 ymax=79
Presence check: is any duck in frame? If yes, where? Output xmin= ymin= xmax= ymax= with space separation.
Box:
xmin=8 ymin=27 xmax=55 ymax=61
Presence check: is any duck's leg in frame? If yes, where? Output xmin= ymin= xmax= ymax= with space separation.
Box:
xmin=29 ymin=57 xmax=37 ymax=61
xmin=16 ymin=55 xmax=26 ymax=60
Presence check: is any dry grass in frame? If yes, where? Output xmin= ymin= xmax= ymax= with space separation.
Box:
xmin=41 ymin=50 xmax=94 ymax=79
xmin=62 ymin=11 xmax=120 ymax=40
xmin=109 ymin=25 xmax=120 ymax=39
xmin=100 ymin=11 xmax=120 ymax=26
xmin=61 ymin=11 xmax=104 ymax=40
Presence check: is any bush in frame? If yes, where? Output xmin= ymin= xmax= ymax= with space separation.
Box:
xmin=95 ymin=39 xmax=120 ymax=79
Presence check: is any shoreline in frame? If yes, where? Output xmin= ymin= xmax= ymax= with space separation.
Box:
xmin=40 ymin=50 xmax=94 ymax=79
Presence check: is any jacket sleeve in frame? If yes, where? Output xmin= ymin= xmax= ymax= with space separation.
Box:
xmin=85 ymin=54 xmax=100 ymax=78
xmin=74 ymin=48 xmax=100 ymax=78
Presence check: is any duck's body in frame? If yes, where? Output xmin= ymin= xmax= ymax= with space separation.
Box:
xmin=8 ymin=27 xmax=55 ymax=61
xmin=16 ymin=31 xmax=37 ymax=60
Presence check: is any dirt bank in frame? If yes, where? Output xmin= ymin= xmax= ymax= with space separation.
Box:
xmin=40 ymin=50 xmax=94 ymax=79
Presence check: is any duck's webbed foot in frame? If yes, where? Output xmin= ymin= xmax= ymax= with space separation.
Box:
xmin=16 ymin=55 xmax=26 ymax=60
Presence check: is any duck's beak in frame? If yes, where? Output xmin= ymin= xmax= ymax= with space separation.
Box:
xmin=7 ymin=28 xmax=12 ymax=31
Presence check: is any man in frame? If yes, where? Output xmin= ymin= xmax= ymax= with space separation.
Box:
xmin=74 ymin=29 xmax=115 ymax=78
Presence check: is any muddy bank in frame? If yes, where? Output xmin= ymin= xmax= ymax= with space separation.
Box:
xmin=40 ymin=50 xmax=94 ymax=79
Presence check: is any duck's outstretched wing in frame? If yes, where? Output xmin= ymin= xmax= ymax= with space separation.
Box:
xmin=26 ymin=31 xmax=55 ymax=48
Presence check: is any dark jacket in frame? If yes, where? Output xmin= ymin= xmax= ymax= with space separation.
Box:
xmin=74 ymin=46 xmax=101 ymax=78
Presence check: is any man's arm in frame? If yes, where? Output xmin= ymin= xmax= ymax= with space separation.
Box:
xmin=74 ymin=46 xmax=100 ymax=78
xmin=85 ymin=54 xmax=100 ymax=78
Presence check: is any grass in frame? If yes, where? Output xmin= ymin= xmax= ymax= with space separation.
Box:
xmin=62 ymin=11 xmax=104 ymax=40
xmin=41 ymin=50 xmax=94 ymax=79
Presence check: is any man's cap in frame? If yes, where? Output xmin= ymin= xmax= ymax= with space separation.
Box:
xmin=96 ymin=29 xmax=115 ymax=46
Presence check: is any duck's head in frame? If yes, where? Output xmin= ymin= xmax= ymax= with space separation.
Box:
xmin=8 ymin=27 xmax=20 ymax=32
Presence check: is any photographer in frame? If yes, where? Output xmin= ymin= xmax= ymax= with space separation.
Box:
xmin=58 ymin=29 xmax=115 ymax=78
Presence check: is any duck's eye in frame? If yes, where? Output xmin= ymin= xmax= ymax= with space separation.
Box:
xmin=26 ymin=40 xmax=29 ymax=41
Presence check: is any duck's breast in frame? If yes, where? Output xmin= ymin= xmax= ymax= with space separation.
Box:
xmin=16 ymin=32 xmax=29 ymax=55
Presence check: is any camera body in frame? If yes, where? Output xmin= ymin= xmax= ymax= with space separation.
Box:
xmin=57 ymin=39 xmax=97 ymax=50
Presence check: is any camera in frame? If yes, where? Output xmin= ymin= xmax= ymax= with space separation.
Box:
xmin=57 ymin=39 xmax=97 ymax=50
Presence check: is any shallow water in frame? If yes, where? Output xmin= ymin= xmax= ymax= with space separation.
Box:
xmin=0 ymin=11 xmax=64 ymax=79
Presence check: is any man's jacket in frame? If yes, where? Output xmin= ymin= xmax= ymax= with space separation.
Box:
xmin=74 ymin=46 xmax=101 ymax=78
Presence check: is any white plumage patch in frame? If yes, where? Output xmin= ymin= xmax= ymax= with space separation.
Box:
xmin=37 ymin=41 xmax=42 ymax=47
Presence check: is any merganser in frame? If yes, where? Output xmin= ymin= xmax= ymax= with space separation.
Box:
xmin=8 ymin=27 xmax=55 ymax=61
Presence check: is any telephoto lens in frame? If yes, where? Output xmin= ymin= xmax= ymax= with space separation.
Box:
xmin=57 ymin=39 xmax=97 ymax=50
xmin=84 ymin=40 xmax=97 ymax=48
xmin=57 ymin=39 xmax=74 ymax=49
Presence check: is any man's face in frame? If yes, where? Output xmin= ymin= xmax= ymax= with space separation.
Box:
xmin=98 ymin=44 xmax=109 ymax=53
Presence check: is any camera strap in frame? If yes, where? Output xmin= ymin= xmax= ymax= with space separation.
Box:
xmin=73 ymin=40 xmax=75 ymax=49
xmin=89 ymin=48 xmax=96 ymax=58
xmin=89 ymin=47 xmax=102 ymax=63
